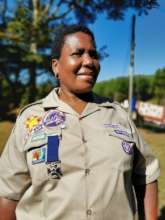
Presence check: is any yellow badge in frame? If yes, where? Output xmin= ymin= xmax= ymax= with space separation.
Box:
xmin=25 ymin=116 xmax=41 ymax=132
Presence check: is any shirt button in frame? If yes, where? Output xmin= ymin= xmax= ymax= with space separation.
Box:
xmin=60 ymin=123 xmax=66 ymax=129
xmin=82 ymin=137 xmax=87 ymax=143
xmin=86 ymin=209 xmax=92 ymax=216
xmin=85 ymin=168 xmax=90 ymax=175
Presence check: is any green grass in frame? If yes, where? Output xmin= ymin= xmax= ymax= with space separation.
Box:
xmin=138 ymin=128 xmax=165 ymax=215
xmin=0 ymin=122 xmax=165 ymax=216
xmin=0 ymin=121 xmax=14 ymax=154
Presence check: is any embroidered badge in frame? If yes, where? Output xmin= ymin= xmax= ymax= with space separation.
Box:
xmin=104 ymin=123 xmax=119 ymax=129
xmin=31 ymin=132 xmax=46 ymax=142
xmin=104 ymin=123 xmax=131 ymax=135
xmin=122 ymin=140 xmax=133 ymax=155
xmin=32 ymin=122 xmax=44 ymax=133
xmin=114 ymin=129 xmax=130 ymax=137
xmin=46 ymin=161 xmax=63 ymax=179
xmin=32 ymin=147 xmax=46 ymax=164
xmin=43 ymin=110 xmax=65 ymax=128
xmin=25 ymin=116 xmax=41 ymax=133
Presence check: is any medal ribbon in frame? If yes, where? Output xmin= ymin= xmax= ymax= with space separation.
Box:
xmin=47 ymin=135 xmax=59 ymax=162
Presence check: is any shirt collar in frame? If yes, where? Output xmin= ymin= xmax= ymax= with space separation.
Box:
xmin=42 ymin=88 xmax=114 ymax=111
xmin=42 ymin=88 xmax=60 ymax=109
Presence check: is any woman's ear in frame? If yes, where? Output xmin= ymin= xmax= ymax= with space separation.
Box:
xmin=52 ymin=59 xmax=59 ymax=78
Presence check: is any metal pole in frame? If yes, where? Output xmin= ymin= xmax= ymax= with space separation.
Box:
xmin=128 ymin=14 xmax=136 ymax=116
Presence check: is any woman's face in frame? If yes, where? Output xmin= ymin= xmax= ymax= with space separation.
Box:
xmin=52 ymin=32 xmax=100 ymax=94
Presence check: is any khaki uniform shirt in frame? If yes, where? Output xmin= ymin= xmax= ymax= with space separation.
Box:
xmin=0 ymin=88 xmax=160 ymax=220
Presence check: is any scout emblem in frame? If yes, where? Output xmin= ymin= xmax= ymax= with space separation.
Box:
xmin=32 ymin=147 xmax=46 ymax=164
xmin=25 ymin=116 xmax=41 ymax=133
xmin=43 ymin=110 xmax=65 ymax=128
xmin=46 ymin=161 xmax=63 ymax=179
xmin=46 ymin=135 xmax=63 ymax=179
xmin=122 ymin=140 xmax=133 ymax=155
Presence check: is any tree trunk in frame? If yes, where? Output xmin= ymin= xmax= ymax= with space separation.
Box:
xmin=28 ymin=63 xmax=37 ymax=103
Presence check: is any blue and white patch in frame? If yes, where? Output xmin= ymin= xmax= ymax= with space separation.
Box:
xmin=114 ymin=129 xmax=130 ymax=137
xmin=43 ymin=110 xmax=65 ymax=128
xmin=32 ymin=122 xmax=44 ymax=133
xmin=104 ymin=123 xmax=132 ymax=138
xmin=104 ymin=123 xmax=119 ymax=129
xmin=122 ymin=140 xmax=133 ymax=155
xmin=104 ymin=123 xmax=131 ymax=133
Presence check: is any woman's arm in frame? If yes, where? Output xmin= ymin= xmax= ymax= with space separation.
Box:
xmin=0 ymin=198 xmax=17 ymax=220
xmin=134 ymin=181 xmax=158 ymax=220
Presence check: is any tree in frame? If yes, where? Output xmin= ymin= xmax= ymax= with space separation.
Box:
xmin=94 ymin=74 xmax=155 ymax=102
xmin=94 ymin=77 xmax=129 ymax=101
xmin=134 ymin=75 xmax=154 ymax=101
xmin=0 ymin=0 xmax=159 ymax=106
xmin=153 ymin=68 xmax=165 ymax=104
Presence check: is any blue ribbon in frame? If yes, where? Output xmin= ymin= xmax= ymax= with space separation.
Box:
xmin=47 ymin=135 xmax=59 ymax=162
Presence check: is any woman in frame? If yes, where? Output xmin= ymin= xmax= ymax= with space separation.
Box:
xmin=0 ymin=25 xmax=159 ymax=220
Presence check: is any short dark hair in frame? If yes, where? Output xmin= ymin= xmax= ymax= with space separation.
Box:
xmin=52 ymin=24 xmax=96 ymax=59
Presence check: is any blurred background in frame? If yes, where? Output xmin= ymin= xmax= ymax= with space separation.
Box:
xmin=0 ymin=0 xmax=165 ymax=218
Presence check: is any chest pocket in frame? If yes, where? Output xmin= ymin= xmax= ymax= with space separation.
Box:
xmin=24 ymin=128 xmax=62 ymax=185
xmin=104 ymin=127 xmax=135 ymax=171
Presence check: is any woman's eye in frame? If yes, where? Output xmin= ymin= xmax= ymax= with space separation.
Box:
xmin=71 ymin=49 xmax=84 ymax=57
xmin=72 ymin=52 xmax=81 ymax=56
xmin=89 ymin=51 xmax=99 ymax=59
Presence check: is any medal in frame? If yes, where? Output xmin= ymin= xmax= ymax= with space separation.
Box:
xmin=46 ymin=161 xmax=63 ymax=179
xmin=46 ymin=135 xmax=63 ymax=179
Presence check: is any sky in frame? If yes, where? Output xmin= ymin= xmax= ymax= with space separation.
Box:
xmin=89 ymin=0 xmax=165 ymax=82
xmin=6 ymin=0 xmax=165 ymax=83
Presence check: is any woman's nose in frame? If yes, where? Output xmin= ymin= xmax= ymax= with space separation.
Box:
xmin=82 ymin=53 xmax=94 ymax=66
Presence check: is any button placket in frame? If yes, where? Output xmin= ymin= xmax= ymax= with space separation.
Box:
xmin=85 ymin=168 xmax=90 ymax=175
xmin=86 ymin=209 xmax=92 ymax=216
xmin=79 ymin=117 xmax=93 ymax=218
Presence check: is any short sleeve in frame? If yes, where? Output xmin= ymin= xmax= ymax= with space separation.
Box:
xmin=129 ymin=119 xmax=160 ymax=185
xmin=0 ymin=116 xmax=31 ymax=201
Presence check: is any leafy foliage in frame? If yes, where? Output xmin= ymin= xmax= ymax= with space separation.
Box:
xmin=153 ymin=68 xmax=165 ymax=104
xmin=94 ymin=72 xmax=163 ymax=104
xmin=0 ymin=0 xmax=160 ymax=119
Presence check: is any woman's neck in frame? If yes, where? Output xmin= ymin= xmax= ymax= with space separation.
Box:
xmin=58 ymin=87 xmax=93 ymax=114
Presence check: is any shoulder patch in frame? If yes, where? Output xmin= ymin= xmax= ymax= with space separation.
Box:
xmin=113 ymin=101 xmax=128 ymax=112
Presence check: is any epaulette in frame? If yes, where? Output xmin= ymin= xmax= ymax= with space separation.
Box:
xmin=18 ymin=99 xmax=43 ymax=116
xmin=113 ymin=101 xmax=128 ymax=112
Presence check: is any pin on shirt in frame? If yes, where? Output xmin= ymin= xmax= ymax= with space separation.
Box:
xmin=43 ymin=110 xmax=65 ymax=128
xmin=46 ymin=161 xmax=63 ymax=179
xmin=46 ymin=135 xmax=63 ymax=179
